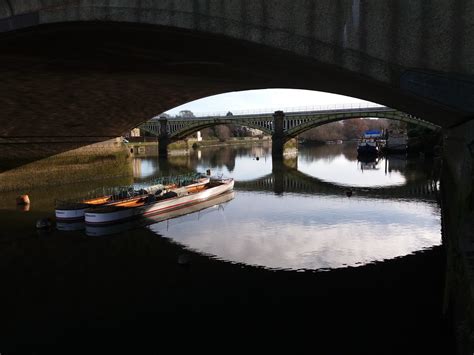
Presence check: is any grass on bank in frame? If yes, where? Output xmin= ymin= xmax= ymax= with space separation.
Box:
xmin=0 ymin=147 xmax=133 ymax=193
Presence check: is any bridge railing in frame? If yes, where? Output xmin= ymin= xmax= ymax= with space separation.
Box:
xmin=158 ymin=102 xmax=385 ymax=119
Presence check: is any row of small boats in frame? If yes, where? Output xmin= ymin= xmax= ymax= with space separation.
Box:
xmin=55 ymin=174 xmax=234 ymax=225
xmin=58 ymin=191 xmax=235 ymax=237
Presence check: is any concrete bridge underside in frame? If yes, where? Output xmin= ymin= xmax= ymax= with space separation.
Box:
xmin=1 ymin=1 xmax=474 ymax=162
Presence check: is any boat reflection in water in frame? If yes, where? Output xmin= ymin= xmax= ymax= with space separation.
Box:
xmin=56 ymin=221 xmax=86 ymax=232
xmin=358 ymin=155 xmax=379 ymax=171
xmin=84 ymin=191 xmax=235 ymax=237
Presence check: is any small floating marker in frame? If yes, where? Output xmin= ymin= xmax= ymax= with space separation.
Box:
xmin=36 ymin=218 xmax=52 ymax=230
xmin=345 ymin=190 xmax=353 ymax=197
xmin=16 ymin=194 xmax=30 ymax=205
xmin=206 ymin=169 xmax=211 ymax=176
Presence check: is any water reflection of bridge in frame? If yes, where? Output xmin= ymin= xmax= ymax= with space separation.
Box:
xmin=236 ymin=167 xmax=439 ymax=201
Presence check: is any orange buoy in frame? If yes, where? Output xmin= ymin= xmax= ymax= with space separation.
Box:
xmin=16 ymin=194 xmax=30 ymax=205
xmin=17 ymin=204 xmax=30 ymax=212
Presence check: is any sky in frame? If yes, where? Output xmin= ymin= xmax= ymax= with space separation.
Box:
xmin=165 ymin=89 xmax=374 ymax=117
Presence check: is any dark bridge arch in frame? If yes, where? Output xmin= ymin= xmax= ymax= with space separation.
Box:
xmin=2 ymin=1 xmax=474 ymax=161
xmin=1 ymin=1 xmax=472 ymax=126
xmin=3 ymin=4 xmax=474 ymax=349
xmin=169 ymin=119 xmax=273 ymax=141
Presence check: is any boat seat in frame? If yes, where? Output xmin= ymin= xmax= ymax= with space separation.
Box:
xmin=144 ymin=194 xmax=157 ymax=203
xmin=156 ymin=191 xmax=178 ymax=201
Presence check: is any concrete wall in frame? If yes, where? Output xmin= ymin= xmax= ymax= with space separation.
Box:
xmin=441 ymin=119 xmax=474 ymax=354
xmin=1 ymin=1 xmax=473 ymax=114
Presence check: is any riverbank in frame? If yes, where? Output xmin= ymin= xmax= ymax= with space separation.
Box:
xmin=126 ymin=137 xmax=272 ymax=157
xmin=0 ymin=139 xmax=133 ymax=193
xmin=0 ymin=137 xmax=280 ymax=192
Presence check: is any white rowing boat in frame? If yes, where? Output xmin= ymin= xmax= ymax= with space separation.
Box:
xmin=85 ymin=190 xmax=235 ymax=236
xmin=55 ymin=176 xmax=209 ymax=221
xmin=84 ymin=177 xmax=234 ymax=225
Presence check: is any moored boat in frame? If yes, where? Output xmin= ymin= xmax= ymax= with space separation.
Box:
xmin=357 ymin=139 xmax=379 ymax=155
xmin=55 ymin=183 xmax=169 ymax=222
xmin=84 ymin=177 xmax=234 ymax=225
xmin=85 ymin=190 xmax=235 ymax=237
xmin=55 ymin=175 xmax=210 ymax=221
xmin=357 ymin=130 xmax=385 ymax=156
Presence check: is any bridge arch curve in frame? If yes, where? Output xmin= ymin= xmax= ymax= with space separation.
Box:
xmin=1 ymin=2 xmax=473 ymax=160
xmin=283 ymin=110 xmax=438 ymax=142
xmin=140 ymin=104 xmax=440 ymax=147
xmin=168 ymin=119 xmax=273 ymax=141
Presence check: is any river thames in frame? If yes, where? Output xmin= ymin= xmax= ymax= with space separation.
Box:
xmin=0 ymin=142 xmax=450 ymax=353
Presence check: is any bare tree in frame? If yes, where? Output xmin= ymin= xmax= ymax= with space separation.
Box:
xmin=178 ymin=110 xmax=195 ymax=118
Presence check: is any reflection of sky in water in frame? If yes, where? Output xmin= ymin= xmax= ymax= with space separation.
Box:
xmin=195 ymin=149 xmax=273 ymax=181
xmin=132 ymin=145 xmax=274 ymax=182
xmin=132 ymin=144 xmax=409 ymax=187
xmin=117 ymin=144 xmax=438 ymax=270
xmin=149 ymin=191 xmax=441 ymax=271
xmin=133 ymin=147 xmax=406 ymax=186
xmin=298 ymin=154 xmax=406 ymax=187
xmin=133 ymin=158 xmax=158 ymax=179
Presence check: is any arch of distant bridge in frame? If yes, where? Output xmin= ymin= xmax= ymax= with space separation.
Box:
xmin=139 ymin=107 xmax=439 ymax=156
xmin=283 ymin=110 xmax=435 ymax=140
xmin=168 ymin=118 xmax=274 ymax=140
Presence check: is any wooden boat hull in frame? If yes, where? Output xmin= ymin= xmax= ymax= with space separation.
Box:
xmin=85 ymin=190 xmax=235 ymax=236
xmin=55 ymin=177 xmax=209 ymax=221
xmin=85 ymin=179 xmax=234 ymax=225
xmin=55 ymin=204 xmax=92 ymax=221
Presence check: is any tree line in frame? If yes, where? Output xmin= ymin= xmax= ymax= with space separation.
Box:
xmin=299 ymin=118 xmax=404 ymax=142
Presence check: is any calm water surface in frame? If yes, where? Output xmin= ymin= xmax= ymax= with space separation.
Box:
xmin=131 ymin=142 xmax=441 ymax=271
xmin=0 ymin=142 xmax=447 ymax=353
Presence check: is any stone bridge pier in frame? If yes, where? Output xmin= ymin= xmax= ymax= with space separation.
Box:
xmin=158 ymin=117 xmax=170 ymax=158
xmin=272 ymin=110 xmax=285 ymax=159
xmin=441 ymin=120 xmax=474 ymax=354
